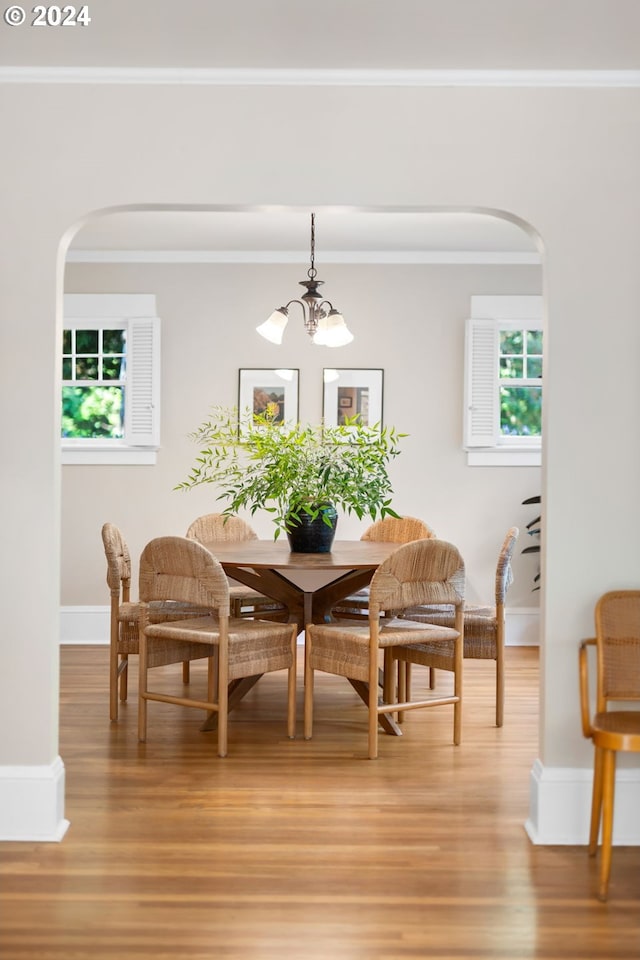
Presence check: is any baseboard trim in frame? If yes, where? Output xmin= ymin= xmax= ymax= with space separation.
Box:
xmin=525 ymin=758 xmax=640 ymax=845
xmin=0 ymin=757 xmax=70 ymax=842
xmin=60 ymin=605 xmax=109 ymax=644
xmin=505 ymin=607 xmax=539 ymax=646
xmin=61 ymin=605 xmax=540 ymax=646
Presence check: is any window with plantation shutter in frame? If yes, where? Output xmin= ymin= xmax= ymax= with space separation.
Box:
xmin=464 ymin=296 xmax=543 ymax=467
xmin=62 ymin=295 xmax=160 ymax=465
xmin=464 ymin=319 xmax=499 ymax=448
xmin=126 ymin=318 xmax=160 ymax=447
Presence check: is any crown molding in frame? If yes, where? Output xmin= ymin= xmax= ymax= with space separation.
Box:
xmin=66 ymin=248 xmax=541 ymax=265
xmin=2 ymin=67 xmax=640 ymax=87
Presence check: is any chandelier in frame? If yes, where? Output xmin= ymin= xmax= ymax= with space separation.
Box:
xmin=256 ymin=213 xmax=354 ymax=347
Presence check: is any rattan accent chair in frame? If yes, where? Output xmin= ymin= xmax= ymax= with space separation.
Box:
xmin=399 ymin=527 xmax=519 ymax=727
xmin=102 ymin=522 xmax=210 ymax=722
xmin=186 ymin=513 xmax=287 ymax=620
xmin=305 ymin=539 xmax=465 ymax=759
xmin=579 ymin=591 xmax=640 ymax=901
xmin=331 ymin=516 xmax=437 ymax=620
xmin=138 ymin=536 xmax=297 ymax=757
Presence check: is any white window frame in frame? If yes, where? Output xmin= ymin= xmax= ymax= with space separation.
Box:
xmin=62 ymin=294 xmax=160 ymax=465
xmin=464 ymin=296 xmax=542 ymax=467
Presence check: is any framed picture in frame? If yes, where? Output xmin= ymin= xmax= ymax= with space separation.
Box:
xmin=323 ymin=368 xmax=384 ymax=427
xmin=238 ymin=368 xmax=299 ymax=425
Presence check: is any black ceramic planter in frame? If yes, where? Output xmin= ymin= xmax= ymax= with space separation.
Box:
xmin=286 ymin=504 xmax=338 ymax=553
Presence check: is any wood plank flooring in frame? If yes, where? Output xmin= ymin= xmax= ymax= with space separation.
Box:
xmin=1 ymin=646 xmax=639 ymax=959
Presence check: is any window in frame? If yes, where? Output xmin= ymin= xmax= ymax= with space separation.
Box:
xmin=464 ymin=296 xmax=543 ymax=466
xmin=62 ymin=326 xmax=126 ymax=440
xmin=62 ymin=295 xmax=160 ymax=464
xmin=498 ymin=328 xmax=542 ymax=439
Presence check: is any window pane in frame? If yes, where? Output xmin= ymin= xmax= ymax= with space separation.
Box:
xmin=527 ymin=330 xmax=543 ymax=354
xmin=62 ymin=329 xmax=72 ymax=353
xmin=500 ymin=386 xmax=542 ymax=436
xmin=103 ymin=329 xmax=125 ymax=354
xmin=62 ymin=358 xmax=72 ymax=380
xmin=500 ymin=330 xmax=523 ymax=354
xmin=102 ymin=356 xmax=124 ymax=380
xmin=61 ymin=385 xmax=124 ymax=439
xmin=76 ymin=330 xmax=99 ymax=353
xmin=500 ymin=357 xmax=523 ymax=378
xmin=75 ymin=357 xmax=99 ymax=379
xmin=527 ymin=357 xmax=543 ymax=379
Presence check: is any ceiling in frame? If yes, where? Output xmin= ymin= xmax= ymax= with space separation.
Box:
xmin=68 ymin=209 xmax=540 ymax=263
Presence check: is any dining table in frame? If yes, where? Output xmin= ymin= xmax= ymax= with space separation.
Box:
xmin=199 ymin=538 xmax=402 ymax=735
xmin=201 ymin=538 xmax=399 ymax=631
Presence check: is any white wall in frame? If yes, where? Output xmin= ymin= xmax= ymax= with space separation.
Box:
xmin=2 ymin=77 xmax=640 ymax=840
xmin=63 ymin=260 xmax=541 ymax=609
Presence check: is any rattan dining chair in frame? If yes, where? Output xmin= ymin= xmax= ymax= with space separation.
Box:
xmin=101 ymin=522 xmax=210 ymax=722
xmin=579 ymin=590 xmax=640 ymax=901
xmin=102 ymin=523 xmax=214 ymax=720
xmin=399 ymin=527 xmax=519 ymax=726
xmin=331 ymin=515 xmax=437 ymax=620
xmin=138 ymin=536 xmax=297 ymax=757
xmin=305 ymin=538 xmax=465 ymax=759
xmin=186 ymin=513 xmax=287 ymax=620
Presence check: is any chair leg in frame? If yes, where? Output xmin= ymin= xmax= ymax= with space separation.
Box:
xmin=382 ymin=648 xmax=395 ymax=710
xmin=589 ymin=746 xmax=604 ymax=856
xmin=397 ymin=660 xmax=407 ymax=724
xmin=453 ymin=635 xmax=463 ymax=746
xmin=368 ymin=694 xmax=378 ymax=759
xmin=109 ymin=641 xmax=119 ymax=722
xmin=429 ymin=667 xmax=435 ymax=690
xmin=368 ymin=653 xmax=379 ymax=760
xmin=182 ymin=661 xmax=190 ymax=684
xmin=119 ymin=654 xmax=129 ymax=703
xmin=496 ymin=647 xmax=504 ymax=727
xmin=207 ymin=655 xmax=216 ymax=702
xmin=399 ymin=661 xmax=414 ymax=723
xmin=598 ymin=749 xmax=616 ymax=902
xmin=217 ymin=641 xmax=229 ymax=759
xmin=287 ymin=626 xmax=297 ymax=739
xmin=303 ymin=629 xmax=314 ymax=741
xmin=137 ymin=638 xmax=148 ymax=742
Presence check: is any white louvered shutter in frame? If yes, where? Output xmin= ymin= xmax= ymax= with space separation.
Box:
xmin=464 ymin=318 xmax=499 ymax=448
xmin=126 ymin=317 xmax=160 ymax=447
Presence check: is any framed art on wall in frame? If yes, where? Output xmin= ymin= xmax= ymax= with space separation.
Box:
xmin=238 ymin=368 xmax=299 ymax=425
xmin=322 ymin=368 xmax=384 ymax=427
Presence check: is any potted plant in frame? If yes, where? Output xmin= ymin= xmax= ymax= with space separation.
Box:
xmin=176 ymin=406 xmax=405 ymax=552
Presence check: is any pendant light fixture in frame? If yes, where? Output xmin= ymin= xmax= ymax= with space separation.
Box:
xmin=256 ymin=212 xmax=354 ymax=347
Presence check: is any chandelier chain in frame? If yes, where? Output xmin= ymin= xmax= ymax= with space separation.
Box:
xmin=308 ymin=212 xmax=317 ymax=280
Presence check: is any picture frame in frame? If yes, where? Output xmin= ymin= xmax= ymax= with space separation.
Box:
xmin=238 ymin=368 xmax=299 ymax=426
xmin=323 ymin=368 xmax=384 ymax=428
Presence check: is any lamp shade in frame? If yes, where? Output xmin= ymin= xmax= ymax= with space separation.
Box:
xmin=257 ymin=308 xmax=289 ymax=345
xmin=313 ymin=310 xmax=354 ymax=347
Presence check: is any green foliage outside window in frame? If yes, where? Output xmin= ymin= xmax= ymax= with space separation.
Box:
xmin=61 ymin=385 xmax=124 ymax=439
xmin=500 ymin=386 xmax=542 ymax=436
xmin=62 ymin=326 xmax=126 ymax=439
xmin=499 ymin=328 xmax=543 ymax=437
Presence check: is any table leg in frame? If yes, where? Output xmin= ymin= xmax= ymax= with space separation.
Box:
xmin=303 ymin=592 xmax=313 ymax=628
xmin=347 ymin=679 xmax=403 ymax=737
xmin=200 ymin=674 xmax=262 ymax=732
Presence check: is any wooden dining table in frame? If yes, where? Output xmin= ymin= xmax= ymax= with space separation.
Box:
xmin=200 ymin=538 xmax=402 ymax=734
xmin=201 ymin=538 xmax=399 ymax=633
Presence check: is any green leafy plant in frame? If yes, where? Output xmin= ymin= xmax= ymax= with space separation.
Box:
xmin=176 ymin=406 xmax=405 ymax=539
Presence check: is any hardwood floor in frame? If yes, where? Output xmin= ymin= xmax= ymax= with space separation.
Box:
xmin=1 ymin=646 xmax=639 ymax=959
